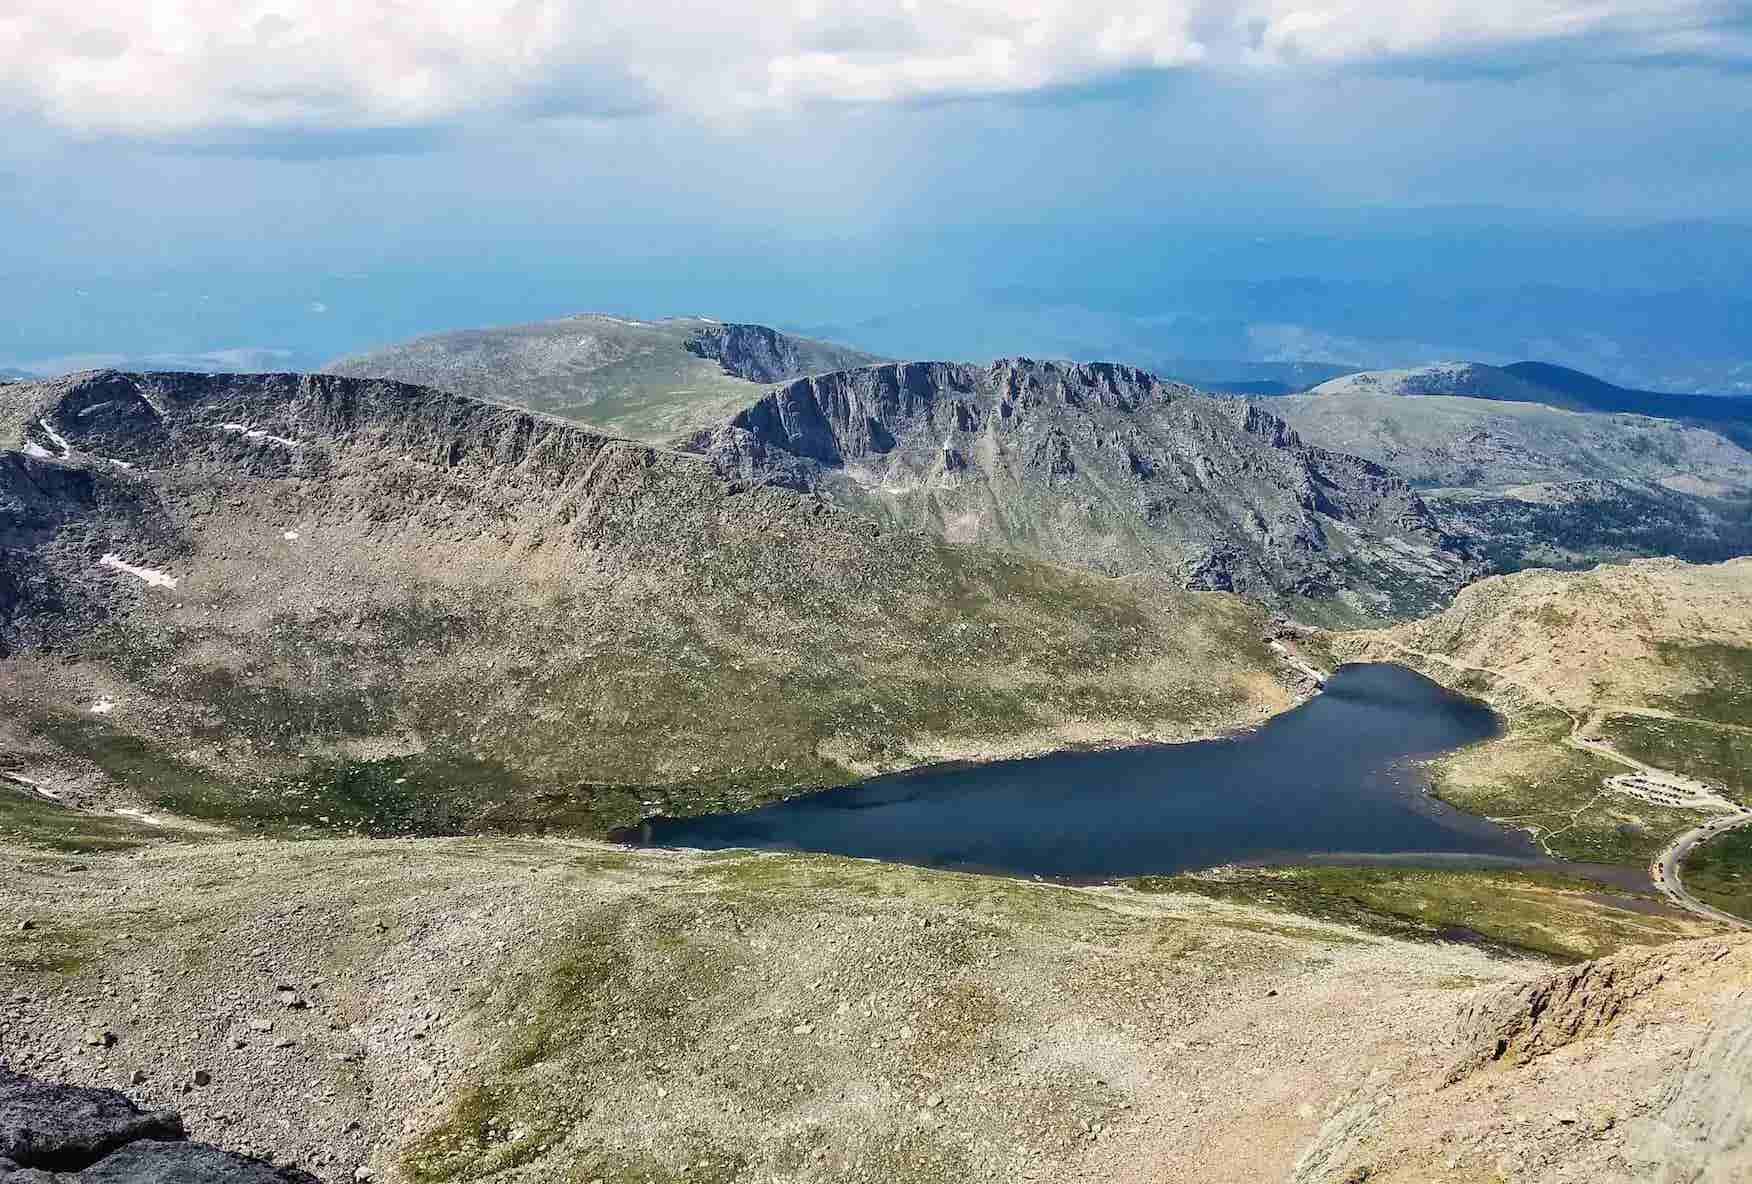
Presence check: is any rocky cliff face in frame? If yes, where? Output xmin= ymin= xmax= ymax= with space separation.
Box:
xmin=682 ymin=321 xmax=834 ymax=384
xmin=683 ymin=359 xmax=1479 ymax=622
xmin=0 ymin=369 xmax=1297 ymax=837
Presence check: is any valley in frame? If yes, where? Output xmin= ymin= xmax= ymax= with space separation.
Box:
xmin=0 ymin=368 xmax=1312 ymax=841
xmin=11 ymin=9 xmax=1752 ymax=1179
xmin=3 ymin=363 xmax=1749 ymax=1184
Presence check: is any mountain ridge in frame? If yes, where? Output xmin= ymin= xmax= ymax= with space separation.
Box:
xmin=322 ymin=313 xmax=883 ymax=443
xmin=1307 ymin=359 xmax=1752 ymax=446
xmin=0 ymin=367 xmax=1302 ymax=837
xmin=683 ymin=358 xmax=1480 ymax=623
xmin=1275 ymin=368 xmax=1752 ymax=574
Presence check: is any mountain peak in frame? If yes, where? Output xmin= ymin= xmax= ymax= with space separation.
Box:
xmin=1306 ymin=362 xmax=1559 ymax=403
xmin=322 ymin=314 xmax=883 ymax=443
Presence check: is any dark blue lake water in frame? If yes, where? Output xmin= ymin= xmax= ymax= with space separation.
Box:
xmin=639 ymin=663 xmax=1544 ymax=879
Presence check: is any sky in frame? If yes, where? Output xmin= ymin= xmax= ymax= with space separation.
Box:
xmin=3 ymin=1 xmax=1751 ymax=390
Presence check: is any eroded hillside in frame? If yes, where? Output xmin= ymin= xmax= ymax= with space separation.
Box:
xmin=682 ymin=360 xmax=1479 ymax=623
xmin=0 ymin=369 xmax=1302 ymax=839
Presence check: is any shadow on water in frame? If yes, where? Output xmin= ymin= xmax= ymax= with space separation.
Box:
xmin=636 ymin=663 xmax=1565 ymax=880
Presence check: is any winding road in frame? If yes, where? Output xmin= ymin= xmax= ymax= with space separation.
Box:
xmin=1653 ymin=812 xmax=1752 ymax=929
xmin=1374 ymin=641 xmax=1752 ymax=930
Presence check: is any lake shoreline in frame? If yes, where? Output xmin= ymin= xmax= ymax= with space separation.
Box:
xmin=634 ymin=663 xmax=1532 ymax=879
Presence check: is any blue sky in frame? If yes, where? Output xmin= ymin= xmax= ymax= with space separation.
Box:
xmin=3 ymin=2 xmax=1751 ymax=390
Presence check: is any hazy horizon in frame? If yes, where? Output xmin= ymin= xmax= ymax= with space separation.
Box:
xmin=6 ymin=3 xmax=1751 ymax=391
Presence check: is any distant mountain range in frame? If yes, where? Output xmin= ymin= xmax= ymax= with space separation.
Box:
xmin=324 ymin=315 xmax=881 ymax=443
xmin=311 ymin=314 xmax=1752 ymax=616
xmin=1304 ymin=360 xmax=1752 ymax=443
xmin=1274 ymin=361 xmax=1752 ymax=573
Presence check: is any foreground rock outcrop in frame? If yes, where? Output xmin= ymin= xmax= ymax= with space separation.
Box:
xmin=1285 ymin=936 xmax=1752 ymax=1184
xmin=0 ymin=1071 xmax=317 ymax=1183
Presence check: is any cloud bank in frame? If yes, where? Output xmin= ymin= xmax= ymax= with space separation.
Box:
xmin=4 ymin=1 xmax=1747 ymax=142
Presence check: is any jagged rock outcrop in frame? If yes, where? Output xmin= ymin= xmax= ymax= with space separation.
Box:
xmin=682 ymin=359 xmax=1480 ymax=622
xmin=1444 ymin=938 xmax=1740 ymax=1083
xmin=0 ymin=1071 xmax=317 ymax=1182
xmin=1290 ymin=936 xmax=1752 ymax=1184
xmin=682 ymin=321 xmax=829 ymax=383
xmin=0 ymin=369 xmax=1299 ymax=836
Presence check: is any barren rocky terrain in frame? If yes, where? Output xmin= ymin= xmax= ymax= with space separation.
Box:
xmin=4 ymin=370 xmax=1749 ymax=1184
xmin=2 ymin=832 xmax=1743 ymax=1184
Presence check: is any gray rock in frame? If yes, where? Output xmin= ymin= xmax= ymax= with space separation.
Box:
xmin=78 ymin=1140 xmax=320 ymax=1184
xmin=0 ymin=1075 xmax=319 ymax=1183
xmin=0 ymin=1070 xmax=183 ymax=1171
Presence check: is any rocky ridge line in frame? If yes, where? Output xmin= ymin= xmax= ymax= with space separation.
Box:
xmin=683 ymin=358 xmax=1481 ymax=620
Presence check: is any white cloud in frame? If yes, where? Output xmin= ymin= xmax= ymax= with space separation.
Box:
xmin=0 ymin=2 xmax=1743 ymax=142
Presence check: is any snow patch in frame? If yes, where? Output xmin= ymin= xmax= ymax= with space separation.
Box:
xmin=99 ymin=553 xmax=178 ymax=589
xmin=106 ymin=458 xmax=134 ymax=470
xmin=36 ymin=418 xmax=71 ymax=456
xmin=219 ymin=422 xmax=301 ymax=449
xmin=130 ymin=381 xmax=167 ymax=418
xmin=282 ymin=530 xmax=300 ymax=541
xmin=23 ymin=441 xmax=53 ymax=459
xmin=1 ymin=772 xmax=60 ymax=800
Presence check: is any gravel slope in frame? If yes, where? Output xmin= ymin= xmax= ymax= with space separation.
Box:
xmin=4 ymin=835 xmax=1745 ymax=1184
